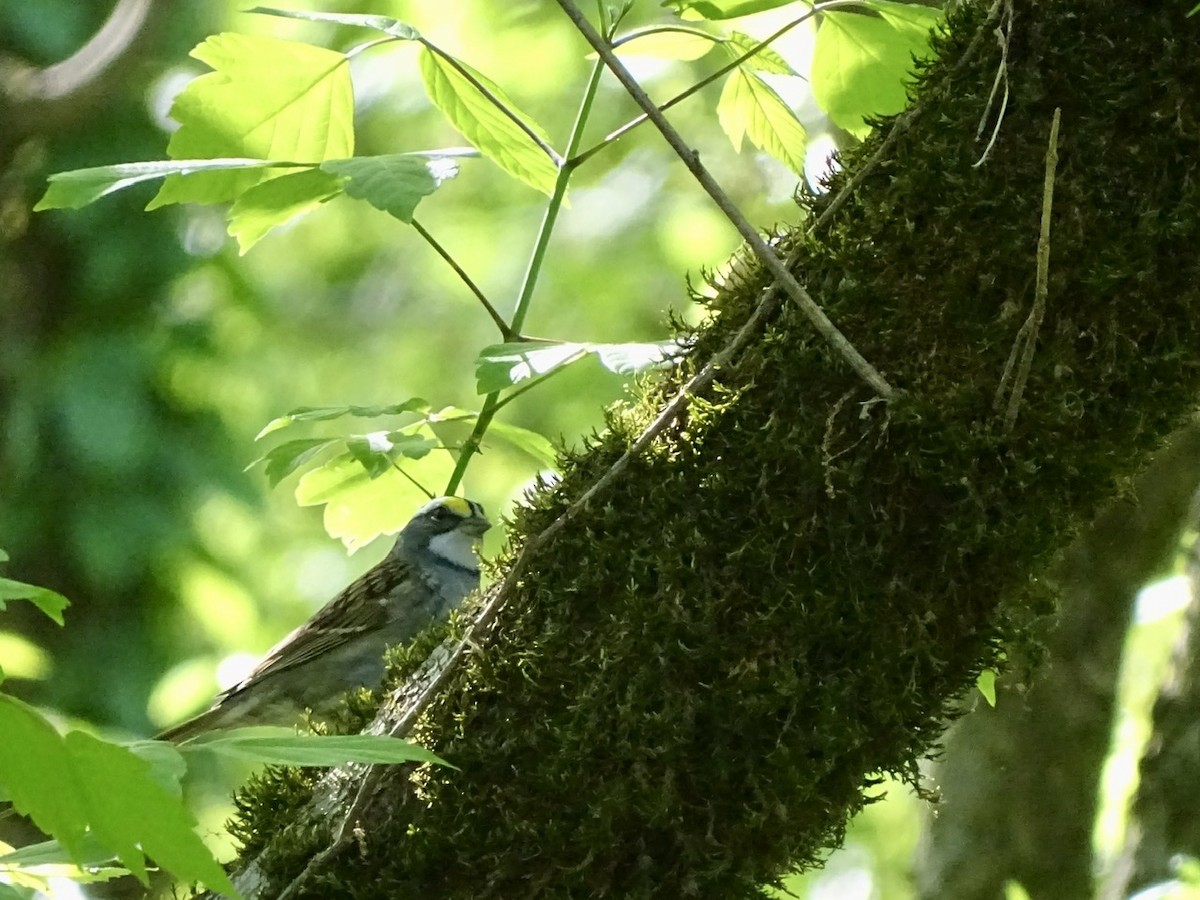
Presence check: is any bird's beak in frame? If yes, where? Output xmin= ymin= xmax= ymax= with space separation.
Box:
xmin=463 ymin=515 xmax=492 ymax=538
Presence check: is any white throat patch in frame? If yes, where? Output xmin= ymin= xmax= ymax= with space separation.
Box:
xmin=428 ymin=529 xmax=480 ymax=571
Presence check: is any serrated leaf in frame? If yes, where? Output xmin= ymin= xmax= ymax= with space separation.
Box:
xmin=322 ymin=153 xmax=463 ymax=223
xmin=63 ymin=731 xmax=237 ymax=895
xmin=612 ymin=26 xmax=719 ymax=61
xmin=247 ymin=6 xmax=421 ymax=39
xmin=475 ymin=340 xmax=678 ymax=394
xmin=718 ymin=68 xmax=807 ymax=174
xmin=180 ymin=728 xmax=452 ymax=767
xmin=418 ymin=48 xmax=558 ymax=196
xmin=0 ymin=579 xmax=69 ymax=625
xmin=149 ymin=33 xmax=353 ymax=208
xmin=256 ymin=399 xmax=431 ymax=439
xmin=663 ymin=0 xmax=801 ymax=20
xmin=811 ymin=2 xmax=942 ymax=138
xmin=228 ymin=167 xmax=344 ymax=252
xmin=0 ymin=696 xmax=88 ymax=861
xmin=723 ymin=31 xmax=797 ymax=75
xmin=250 ymin=438 xmax=339 ymax=487
xmin=34 ymin=159 xmax=284 ymax=211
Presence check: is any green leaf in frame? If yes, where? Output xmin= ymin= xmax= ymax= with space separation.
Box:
xmin=345 ymin=432 xmax=437 ymax=478
xmin=0 ymin=578 xmax=69 ymax=626
xmin=34 ymin=159 xmax=286 ymax=211
xmin=663 ymin=0 xmax=801 ymax=20
xmin=811 ymin=2 xmax=942 ymax=138
xmin=723 ymin=31 xmax=797 ymax=75
xmin=476 ymin=342 xmax=588 ymax=394
xmin=122 ymin=741 xmax=188 ymax=797
xmin=0 ymin=696 xmax=88 ymax=861
xmin=612 ymin=26 xmax=719 ymax=61
xmin=717 ymin=68 xmax=807 ymax=174
xmin=977 ymin=668 xmax=997 ymax=707
xmin=484 ymin=420 xmax=557 ymax=468
xmin=149 ymin=33 xmax=354 ymax=208
xmin=295 ymin=449 xmax=454 ymax=551
xmin=475 ymin=340 xmax=678 ymax=394
xmin=0 ymin=883 xmax=30 ymax=900
xmin=228 ymin=168 xmax=344 ymax=252
xmin=181 ymin=728 xmax=452 ymax=767
xmin=247 ymin=7 xmax=421 ymax=39
xmin=249 ymin=438 xmax=340 ymax=487
xmin=418 ymin=48 xmax=558 ymax=196
xmin=257 ymin=399 xmax=430 ymax=439
xmin=322 ymin=153 xmax=465 ymax=223
xmin=63 ymin=731 xmax=237 ymax=895
xmin=0 ymin=833 xmax=122 ymax=870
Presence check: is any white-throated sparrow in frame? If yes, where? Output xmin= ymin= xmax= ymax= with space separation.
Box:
xmin=157 ymin=496 xmax=489 ymax=741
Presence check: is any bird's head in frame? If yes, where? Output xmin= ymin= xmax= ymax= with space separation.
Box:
xmin=398 ymin=495 xmax=490 ymax=572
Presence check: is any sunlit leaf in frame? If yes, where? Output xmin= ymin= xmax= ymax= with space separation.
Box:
xmin=257 ymin=399 xmax=430 ymax=439
xmin=149 ymin=33 xmax=353 ymax=208
xmin=295 ymin=449 xmax=455 ymax=551
xmin=718 ymin=68 xmax=807 ymax=174
xmin=612 ymin=26 xmax=719 ymax=61
xmin=419 ymin=48 xmax=558 ymax=196
xmin=247 ymin=6 xmax=421 ymax=39
xmin=345 ymin=432 xmax=437 ymax=478
xmin=228 ymin=168 xmax=344 ymax=253
xmin=249 ymin=438 xmax=340 ymax=487
xmin=180 ymin=727 xmax=452 ymax=767
xmin=475 ymin=340 xmax=679 ymax=394
xmin=811 ymin=1 xmax=942 ymax=137
xmin=723 ymin=31 xmax=797 ymax=76
xmin=323 ymin=153 xmax=465 ymax=223
xmin=976 ymin=668 xmax=997 ymax=707
xmin=0 ymin=578 xmax=69 ymax=626
xmin=663 ymin=0 xmax=803 ymax=20
xmin=0 ymin=833 xmax=120 ymax=869
xmin=33 ymin=159 xmax=286 ymax=211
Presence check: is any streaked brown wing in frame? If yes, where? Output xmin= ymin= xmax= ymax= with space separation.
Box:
xmin=221 ymin=556 xmax=411 ymax=697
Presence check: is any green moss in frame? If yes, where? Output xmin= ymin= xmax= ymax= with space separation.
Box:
xmin=230 ymin=0 xmax=1200 ymax=895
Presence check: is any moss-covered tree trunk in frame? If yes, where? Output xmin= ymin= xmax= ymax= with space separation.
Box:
xmin=225 ymin=1 xmax=1200 ymax=896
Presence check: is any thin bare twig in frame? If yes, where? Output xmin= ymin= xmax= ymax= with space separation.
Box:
xmin=972 ymin=0 xmax=1013 ymax=168
xmin=557 ymin=0 xmax=895 ymax=400
xmin=995 ymin=107 xmax=1060 ymax=433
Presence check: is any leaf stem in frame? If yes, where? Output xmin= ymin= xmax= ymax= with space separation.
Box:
xmin=443 ymin=45 xmax=608 ymax=495
xmin=411 ymin=218 xmax=517 ymax=340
